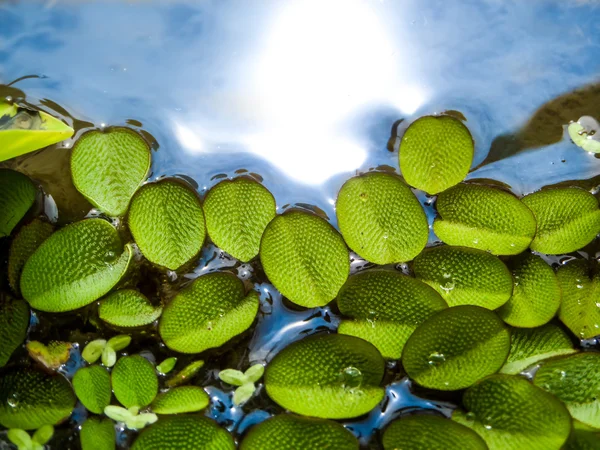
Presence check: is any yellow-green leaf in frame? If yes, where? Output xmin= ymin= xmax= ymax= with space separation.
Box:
xmin=72 ymin=365 xmax=111 ymax=414
xmin=98 ymin=290 xmax=162 ymax=328
xmin=0 ymin=169 xmax=37 ymax=237
xmin=0 ymin=297 xmax=29 ymax=368
xmin=111 ymin=355 xmax=158 ymax=408
xmin=150 ymin=386 xmax=209 ymax=414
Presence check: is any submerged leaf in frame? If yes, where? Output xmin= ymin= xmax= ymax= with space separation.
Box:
xmin=0 ymin=297 xmax=29 ymax=367
xmin=165 ymin=360 xmax=205 ymax=388
xmin=0 ymin=169 xmax=37 ymax=237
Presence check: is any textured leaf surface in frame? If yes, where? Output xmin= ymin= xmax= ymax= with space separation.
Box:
xmin=26 ymin=340 xmax=72 ymax=371
xmin=240 ymin=414 xmax=359 ymax=450
xmin=564 ymin=420 xmax=600 ymax=450
xmin=260 ymin=211 xmax=349 ymax=307
xmin=522 ymin=188 xmax=600 ymax=254
xmin=80 ymin=417 xmax=116 ymax=450
xmin=500 ymin=324 xmax=576 ymax=374
xmin=99 ymin=290 xmax=162 ymax=328
xmin=557 ymin=259 xmax=600 ymax=339
xmin=128 ymin=179 xmax=206 ymax=270
xmin=337 ymin=269 xmax=447 ymax=359
xmin=111 ymin=355 xmax=158 ymax=408
xmin=336 ymin=172 xmax=429 ymax=264
xmin=0 ymin=169 xmax=37 ymax=237
xmin=20 ymin=219 xmax=133 ymax=312
xmin=402 ymin=305 xmax=510 ymax=390
xmin=150 ymin=386 xmax=209 ymax=414
xmin=534 ymin=352 xmax=600 ymax=429
xmin=159 ymin=272 xmax=259 ymax=353
xmin=203 ymin=177 xmax=276 ymax=262
xmin=453 ymin=374 xmax=572 ymax=450
xmin=265 ymin=334 xmax=385 ymax=419
xmin=498 ymin=253 xmax=561 ymax=327
xmin=72 ymin=365 xmax=112 ymax=414
xmin=165 ymin=360 xmax=205 ymax=388
xmin=0 ymin=297 xmax=29 ymax=367
xmin=382 ymin=415 xmax=487 ymax=450
xmin=8 ymin=219 xmax=53 ymax=295
xmin=413 ymin=246 xmax=513 ymax=309
xmin=0 ymin=368 xmax=75 ymax=430
xmin=131 ymin=415 xmax=235 ymax=450
xmin=71 ymin=127 xmax=151 ymax=216
xmin=434 ymin=183 xmax=536 ymax=255
xmin=399 ymin=115 xmax=474 ymax=194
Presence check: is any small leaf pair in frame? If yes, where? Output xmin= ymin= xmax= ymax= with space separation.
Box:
xmin=219 ymin=364 xmax=265 ymax=406
xmin=104 ymin=405 xmax=157 ymax=430
xmin=81 ymin=335 xmax=131 ymax=367
xmin=7 ymin=425 xmax=54 ymax=450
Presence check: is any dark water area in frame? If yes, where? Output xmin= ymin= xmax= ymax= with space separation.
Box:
xmin=1 ymin=0 xmax=600 ymax=448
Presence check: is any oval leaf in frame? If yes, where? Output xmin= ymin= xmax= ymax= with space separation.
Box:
xmin=203 ymin=177 xmax=276 ymax=262
xmin=453 ymin=374 xmax=572 ymax=450
xmin=240 ymin=414 xmax=359 ymax=450
xmin=128 ymin=179 xmax=206 ymax=270
xmin=260 ymin=211 xmax=349 ymax=308
xmin=0 ymin=169 xmax=37 ymax=237
xmin=99 ymin=290 xmax=162 ymax=328
xmin=80 ymin=417 xmax=116 ymax=450
xmin=413 ymin=246 xmax=513 ymax=309
xmin=131 ymin=415 xmax=235 ymax=450
xmin=0 ymin=368 xmax=75 ymax=430
xmin=336 ymin=172 xmax=429 ymax=264
xmin=402 ymin=305 xmax=510 ymax=391
xmin=165 ymin=360 xmax=205 ymax=388
xmin=20 ymin=219 xmax=133 ymax=312
xmin=111 ymin=355 xmax=158 ymax=408
xmin=337 ymin=269 xmax=447 ymax=359
xmin=72 ymin=365 xmax=112 ymax=414
xmin=71 ymin=127 xmax=151 ymax=217
xmin=497 ymin=253 xmax=561 ymax=328
xmin=150 ymin=386 xmax=209 ymax=414
xmin=159 ymin=272 xmax=259 ymax=353
xmin=383 ymin=415 xmax=487 ymax=450
xmin=557 ymin=259 xmax=600 ymax=339
xmin=399 ymin=115 xmax=474 ymax=195
xmin=0 ymin=297 xmax=29 ymax=367
xmin=534 ymin=352 xmax=600 ymax=429
xmin=522 ymin=187 xmax=600 ymax=254
xmin=434 ymin=183 xmax=536 ymax=255
xmin=500 ymin=324 xmax=576 ymax=375
xmin=265 ymin=334 xmax=385 ymax=419
xmin=156 ymin=357 xmax=177 ymax=375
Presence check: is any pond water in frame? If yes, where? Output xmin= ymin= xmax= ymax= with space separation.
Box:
xmin=1 ymin=0 xmax=600 ymax=448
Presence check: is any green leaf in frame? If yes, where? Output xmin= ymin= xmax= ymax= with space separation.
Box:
xmin=156 ymin=357 xmax=177 ymax=375
xmin=336 ymin=172 xmax=429 ymax=264
xmin=80 ymin=417 xmax=116 ymax=450
xmin=165 ymin=360 xmax=205 ymax=388
xmin=159 ymin=272 xmax=259 ymax=353
xmin=26 ymin=341 xmax=72 ymax=371
xmin=8 ymin=219 xmax=53 ymax=295
xmin=500 ymin=324 xmax=577 ymax=375
xmin=103 ymin=405 xmax=134 ymax=422
xmin=71 ymin=127 xmax=151 ymax=217
xmin=337 ymin=269 xmax=447 ymax=359
xmin=125 ymin=413 xmax=158 ymax=431
xmin=0 ymin=297 xmax=29 ymax=367
xmin=128 ymin=179 xmax=206 ymax=270
xmin=219 ymin=369 xmax=247 ymax=387
xmin=564 ymin=420 xmax=600 ymax=450
xmin=131 ymin=415 xmax=235 ymax=450
xmin=0 ymin=102 xmax=74 ymax=162
xmin=433 ymin=183 xmax=536 ymax=255
xmin=0 ymin=169 xmax=37 ymax=237
xmin=522 ymin=187 xmax=600 ymax=254
xmin=101 ymin=347 xmax=116 ymax=368
xmin=72 ymin=365 xmax=112 ymax=414
xmin=32 ymin=424 xmax=54 ymax=445
xmin=568 ymin=122 xmax=600 ymax=153
xmin=20 ymin=218 xmax=134 ymax=312
xmin=401 ymin=305 xmax=510 ymax=391
xmin=150 ymin=386 xmax=209 ymax=414
xmin=240 ymin=414 xmax=359 ymax=450
xmin=265 ymin=334 xmax=385 ymax=419
xmin=203 ymin=177 xmax=276 ymax=262
xmin=82 ymin=339 xmax=107 ymax=364
xmin=534 ymin=352 xmax=600 ymax=429
xmin=99 ymin=290 xmax=162 ymax=328
xmin=7 ymin=429 xmax=32 ymax=450
xmin=106 ymin=335 xmax=131 ymax=352
xmin=244 ymin=364 xmax=265 ymax=384
xmin=453 ymin=374 xmax=572 ymax=450
xmin=399 ymin=115 xmax=474 ymax=195
xmin=413 ymin=246 xmax=513 ymax=309
xmin=260 ymin=211 xmax=349 ymax=308
xmin=557 ymin=259 xmax=600 ymax=339
xmin=497 ymin=253 xmax=561 ymax=327
xmin=233 ymin=383 xmax=256 ymax=406
xmin=111 ymin=355 xmax=158 ymax=408
xmin=0 ymin=368 xmax=75 ymax=430
xmin=382 ymin=415 xmax=487 ymax=450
